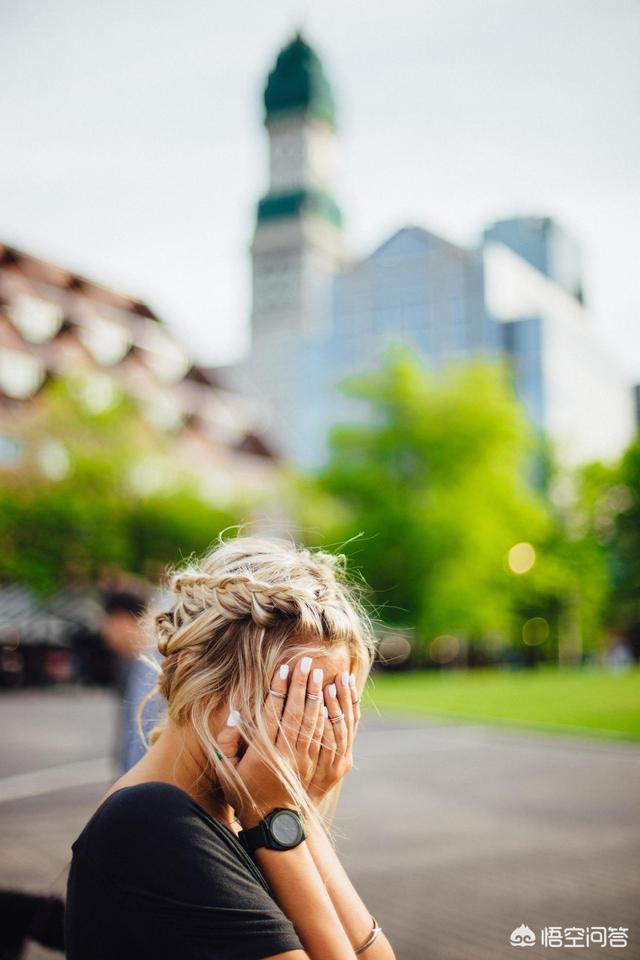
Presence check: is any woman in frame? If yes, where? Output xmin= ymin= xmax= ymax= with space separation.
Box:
xmin=65 ymin=536 xmax=396 ymax=960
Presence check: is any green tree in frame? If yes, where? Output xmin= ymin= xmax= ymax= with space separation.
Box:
xmin=611 ymin=438 xmax=640 ymax=639
xmin=0 ymin=378 xmax=247 ymax=594
xmin=295 ymin=349 xmax=616 ymax=665
xmin=297 ymin=349 xmax=551 ymax=662
xmin=508 ymin=448 xmax=613 ymax=664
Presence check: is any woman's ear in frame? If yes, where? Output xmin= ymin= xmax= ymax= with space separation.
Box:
xmin=215 ymin=710 xmax=242 ymax=767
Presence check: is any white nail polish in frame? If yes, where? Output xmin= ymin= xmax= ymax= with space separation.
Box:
xmin=349 ymin=673 xmax=356 ymax=689
xmin=279 ymin=664 xmax=289 ymax=680
xmin=341 ymin=671 xmax=350 ymax=687
xmin=312 ymin=667 xmax=323 ymax=684
xmin=226 ymin=709 xmax=240 ymax=727
xmin=300 ymin=656 xmax=312 ymax=675
xmin=328 ymin=683 xmax=337 ymax=699
xmin=323 ymin=706 xmax=329 ymax=718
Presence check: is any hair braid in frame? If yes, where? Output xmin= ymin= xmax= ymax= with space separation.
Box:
xmin=136 ymin=534 xmax=377 ymax=834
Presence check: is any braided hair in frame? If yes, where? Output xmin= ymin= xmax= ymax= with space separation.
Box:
xmin=136 ymin=535 xmax=376 ymax=829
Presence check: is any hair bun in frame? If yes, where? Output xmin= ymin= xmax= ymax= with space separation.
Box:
xmin=155 ymin=611 xmax=175 ymax=656
xmin=155 ymin=536 xmax=371 ymax=655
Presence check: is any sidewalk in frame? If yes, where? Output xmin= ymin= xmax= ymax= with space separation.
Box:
xmin=0 ymin=691 xmax=638 ymax=959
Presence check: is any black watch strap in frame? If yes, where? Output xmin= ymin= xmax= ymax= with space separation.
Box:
xmin=238 ymin=819 xmax=269 ymax=855
xmin=238 ymin=808 xmax=306 ymax=855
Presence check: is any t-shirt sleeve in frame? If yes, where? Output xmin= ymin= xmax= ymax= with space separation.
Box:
xmin=87 ymin=783 xmax=304 ymax=960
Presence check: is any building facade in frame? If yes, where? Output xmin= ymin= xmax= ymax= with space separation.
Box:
xmin=0 ymin=243 xmax=277 ymax=501
xmin=241 ymin=33 xmax=346 ymax=455
xmin=483 ymin=240 xmax=635 ymax=465
xmin=295 ymin=226 xmax=498 ymax=467
xmin=229 ymin=33 xmax=637 ymax=469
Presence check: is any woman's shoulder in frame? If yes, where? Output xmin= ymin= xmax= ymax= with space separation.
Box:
xmin=77 ymin=781 xmax=209 ymax=839
xmin=72 ymin=781 xmax=236 ymax=880
xmin=69 ymin=785 xmax=303 ymax=958
xmin=71 ymin=781 xmax=269 ymax=905
xmin=92 ymin=780 xmax=210 ymax=824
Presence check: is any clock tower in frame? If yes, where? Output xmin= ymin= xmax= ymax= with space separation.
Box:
xmin=247 ymin=33 xmax=345 ymax=454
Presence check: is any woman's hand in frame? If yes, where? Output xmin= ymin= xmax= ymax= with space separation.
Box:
xmin=308 ymin=670 xmax=360 ymax=806
xmin=215 ymin=656 xmax=325 ymax=827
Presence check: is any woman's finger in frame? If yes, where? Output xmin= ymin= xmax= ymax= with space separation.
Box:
xmin=336 ymin=670 xmax=354 ymax=753
xmin=277 ymin=655 xmax=313 ymax=750
xmin=263 ymin=662 xmax=290 ymax=742
xmin=297 ymin=666 xmax=323 ymax=750
xmin=350 ymin=672 xmax=361 ymax=728
xmin=320 ymin=704 xmax=337 ymax=761
xmin=313 ymin=707 xmax=336 ymax=803
xmin=309 ymin=700 xmax=325 ymax=764
xmin=324 ymin=679 xmax=348 ymax=756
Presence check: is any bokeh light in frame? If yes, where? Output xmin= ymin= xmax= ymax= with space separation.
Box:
xmin=522 ymin=617 xmax=549 ymax=646
xmin=376 ymin=633 xmax=412 ymax=667
xmin=508 ymin=542 xmax=536 ymax=574
xmin=429 ymin=634 xmax=461 ymax=664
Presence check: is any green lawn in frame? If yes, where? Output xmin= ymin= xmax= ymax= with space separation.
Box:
xmin=362 ymin=664 xmax=640 ymax=740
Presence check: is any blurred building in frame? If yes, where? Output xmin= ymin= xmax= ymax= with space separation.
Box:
xmin=483 ymin=217 xmax=584 ymax=304
xmin=296 ymin=226 xmax=497 ymax=466
xmin=220 ymin=32 xmax=347 ymax=455
xmin=219 ymin=32 xmax=638 ymax=469
xmin=0 ymin=243 xmax=277 ymax=499
xmin=482 ymin=237 xmax=635 ymax=465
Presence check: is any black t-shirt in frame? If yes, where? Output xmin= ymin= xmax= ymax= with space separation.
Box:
xmin=65 ymin=781 xmax=303 ymax=960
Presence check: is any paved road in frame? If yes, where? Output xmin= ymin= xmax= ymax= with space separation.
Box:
xmin=0 ymin=688 xmax=638 ymax=960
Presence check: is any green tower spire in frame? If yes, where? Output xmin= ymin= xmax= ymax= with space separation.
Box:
xmin=256 ymin=32 xmax=342 ymax=230
xmin=263 ymin=32 xmax=336 ymax=128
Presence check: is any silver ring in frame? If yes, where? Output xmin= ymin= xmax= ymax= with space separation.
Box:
xmin=329 ymin=712 xmax=345 ymax=724
xmin=306 ymin=693 xmax=323 ymax=701
xmin=269 ymin=688 xmax=287 ymax=699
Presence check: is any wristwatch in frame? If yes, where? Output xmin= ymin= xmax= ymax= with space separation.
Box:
xmin=238 ymin=808 xmax=306 ymax=855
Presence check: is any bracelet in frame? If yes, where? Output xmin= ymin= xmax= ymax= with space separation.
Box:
xmin=355 ymin=915 xmax=382 ymax=954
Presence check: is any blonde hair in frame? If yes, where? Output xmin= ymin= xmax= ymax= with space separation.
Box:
xmin=136 ymin=534 xmax=376 ymax=832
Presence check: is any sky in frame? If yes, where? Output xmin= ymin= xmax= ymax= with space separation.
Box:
xmin=2 ymin=0 xmax=639 ymax=377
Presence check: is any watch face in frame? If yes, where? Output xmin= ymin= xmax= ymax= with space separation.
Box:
xmin=270 ymin=810 xmax=303 ymax=847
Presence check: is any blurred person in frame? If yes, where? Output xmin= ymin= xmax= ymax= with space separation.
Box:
xmin=604 ymin=635 xmax=634 ymax=671
xmin=65 ymin=536 xmax=395 ymax=960
xmin=0 ymin=591 xmax=156 ymax=960
xmin=101 ymin=588 xmax=162 ymax=773
xmin=0 ymin=646 xmax=24 ymax=688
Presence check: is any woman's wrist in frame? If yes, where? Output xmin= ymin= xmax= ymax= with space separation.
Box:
xmin=308 ymin=783 xmax=336 ymax=807
xmin=238 ymin=801 xmax=302 ymax=830
xmin=238 ymin=810 xmax=264 ymax=829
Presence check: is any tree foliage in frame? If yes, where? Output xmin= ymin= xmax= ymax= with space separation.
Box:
xmin=295 ymin=349 xmax=616 ymax=663
xmin=610 ymin=438 xmax=640 ymax=634
xmin=0 ymin=379 xmax=247 ymax=594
